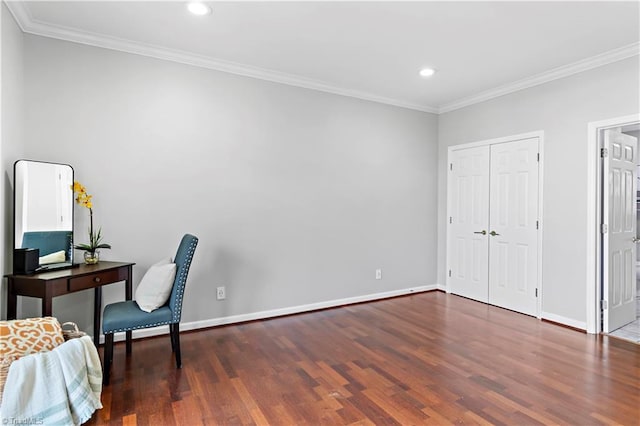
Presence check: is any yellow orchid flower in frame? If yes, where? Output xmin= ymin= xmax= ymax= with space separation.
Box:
xmin=71 ymin=181 xmax=86 ymax=194
xmin=71 ymin=180 xmax=111 ymax=256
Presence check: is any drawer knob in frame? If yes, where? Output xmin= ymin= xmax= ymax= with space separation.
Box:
xmin=94 ymin=277 xmax=101 ymax=283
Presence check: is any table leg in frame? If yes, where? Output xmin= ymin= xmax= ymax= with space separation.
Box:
xmin=7 ymin=278 xmax=17 ymax=320
xmin=41 ymin=295 xmax=53 ymax=317
xmin=94 ymin=287 xmax=102 ymax=347
xmin=125 ymin=265 xmax=133 ymax=353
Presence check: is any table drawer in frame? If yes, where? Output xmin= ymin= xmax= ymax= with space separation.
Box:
xmin=69 ymin=269 xmax=123 ymax=292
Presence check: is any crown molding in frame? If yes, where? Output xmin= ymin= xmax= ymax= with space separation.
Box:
xmin=439 ymin=41 xmax=640 ymax=114
xmin=4 ymin=1 xmax=439 ymax=114
xmin=5 ymin=1 xmax=639 ymax=116
xmin=4 ymin=0 xmax=30 ymax=32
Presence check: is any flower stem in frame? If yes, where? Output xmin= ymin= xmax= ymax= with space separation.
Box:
xmin=89 ymin=207 xmax=94 ymax=252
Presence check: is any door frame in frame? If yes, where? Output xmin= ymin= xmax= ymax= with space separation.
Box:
xmin=587 ymin=114 xmax=640 ymax=334
xmin=446 ymin=130 xmax=545 ymax=318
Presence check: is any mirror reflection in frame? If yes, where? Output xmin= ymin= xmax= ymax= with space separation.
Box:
xmin=14 ymin=160 xmax=74 ymax=270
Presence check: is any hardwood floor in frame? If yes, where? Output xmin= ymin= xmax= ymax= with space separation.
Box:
xmin=88 ymin=291 xmax=640 ymax=425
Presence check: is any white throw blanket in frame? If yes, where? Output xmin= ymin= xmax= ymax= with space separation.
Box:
xmin=0 ymin=336 xmax=103 ymax=425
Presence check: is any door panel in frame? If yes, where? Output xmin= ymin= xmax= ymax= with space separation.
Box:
xmin=604 ymin=129 xmax=637 ymax=332
xmin=488 ymin=138 xmax=539 ymax=316
xmin=449 ymin=146 xmax=490 ymax=303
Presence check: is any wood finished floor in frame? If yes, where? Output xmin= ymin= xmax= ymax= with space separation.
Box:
xmin=88 ymin=291 xmax=640 ymax=425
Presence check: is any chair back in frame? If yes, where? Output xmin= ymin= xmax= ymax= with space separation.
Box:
xmin=168 ymin=234 xmax=198 ymax=323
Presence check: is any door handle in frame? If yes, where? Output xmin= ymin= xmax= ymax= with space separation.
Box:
xmin=474 ymin=230 xmax=487 ymax=235
xmin=489 ymin=230 xmax=500 ymax=237
xmin=633 ymin=237 xmax=640 ymax=243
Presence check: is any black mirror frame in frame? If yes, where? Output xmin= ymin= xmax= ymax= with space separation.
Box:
xmin=13 ymin=159 xmax=76 ymax=273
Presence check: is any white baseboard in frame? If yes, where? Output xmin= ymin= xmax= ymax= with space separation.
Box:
xmin=541 ymin=311 xmax=587 ymax=331
xmin=103 ymin=284 xmax=438 ymax=343
xmin=435 ymin=283 xmax=447 ymax=292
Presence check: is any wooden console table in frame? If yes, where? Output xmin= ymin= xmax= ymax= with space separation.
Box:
xmin=6 ymin=261 xmax=135 ymax=348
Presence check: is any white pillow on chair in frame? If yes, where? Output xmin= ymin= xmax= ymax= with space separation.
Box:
xmin=135 ymin=258 xmax=177 ymax=313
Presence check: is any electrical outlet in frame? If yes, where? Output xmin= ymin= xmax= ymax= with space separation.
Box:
xmin=216 ymin=286 xmax=226 ymax=300
xmin=375 ymin=269 xmax=382 ymax=280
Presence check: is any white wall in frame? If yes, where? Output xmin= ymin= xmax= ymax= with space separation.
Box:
xmin=437 ymin=56 xmax=640 ymax=327
xmin=1 ymin=3 xmax=25 ymax=319
xmin=19 ymin=34 xmax=439 ymax=335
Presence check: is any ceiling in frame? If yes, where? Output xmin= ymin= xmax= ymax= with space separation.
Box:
xmin=6 ymin=1 xmax=640 ymax=113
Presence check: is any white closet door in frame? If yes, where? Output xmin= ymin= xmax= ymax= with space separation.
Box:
xmin=449 ymin=146 xmax=490 ymax=303
xmin=488 ymin=138 xmax=539 ymax=316
xmin=603 ymin=129 xmax=637 ymax=332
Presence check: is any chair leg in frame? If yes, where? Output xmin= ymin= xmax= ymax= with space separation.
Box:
xmin=169 ymin=324 xmax=176 ymax=353
xmin=103 ymin=333 xmax=114 ymax=385
xmin=172 ymin=323 xmax=182 ymax=368
xmin=126 ymin=330 xmax=132 ymax=355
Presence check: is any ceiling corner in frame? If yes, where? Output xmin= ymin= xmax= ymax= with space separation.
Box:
xmin=4 ymin=0 xmax=32 ymax=32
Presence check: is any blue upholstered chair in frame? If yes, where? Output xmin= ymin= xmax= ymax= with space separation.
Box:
xmin=102 ymin=234 xmax=198 ymax=384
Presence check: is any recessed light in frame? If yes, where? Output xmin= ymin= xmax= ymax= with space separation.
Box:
xmin=187 ymin=2 xmax=211 ymax=16
xmin=419 ymin=68 xmax=436 ymax=78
